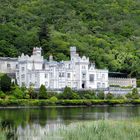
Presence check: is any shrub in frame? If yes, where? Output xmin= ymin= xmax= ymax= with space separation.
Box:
xmin=7 ymin=95 xmax=17 ymax=100
xmin=49 ymin=96 xmax=58 ymax=103
xmin=136 ymin=80 xmax=140 ymax=87
xmin=107 ymin=100 xmax=129 ymax=105
xmin=12 ymin=86 xmax=24 ymax=99
xmin=132 ymin=88 xmax=139 ymax=99
xmin=71 ymin=92 xmax=80 ymax=99
xmin=125 ymin=92 xmax=132 ymax=99
xmin=62 ymin=86 xmax=74 ymax=99
xmin=106 ymin=93 xmax=114 ymax=100
xmin=0 ymin=74 xmax=11 ymax=92
xmin=115 ymin=95 xmax=126 ymax=100
xmin=28 ymin=85 xmax=36 ymax=99
xmin=0 ymin=91 xmax=6 ymax=99
xmin=77 ymin=90 xmax=96 ymax=99
xmin=39 ymin=85 xmax=48 ymax=99
xmin=97 ymin=91 xmax=105 ymax=99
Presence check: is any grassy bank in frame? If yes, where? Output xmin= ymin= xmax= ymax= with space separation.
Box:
xmin=47 ymin=119 xmax=140 ymax=140
xmin=0 ymin=99 xmax=140 ymax=106
xmin=1 ymin=119 xmax=140 ymax=140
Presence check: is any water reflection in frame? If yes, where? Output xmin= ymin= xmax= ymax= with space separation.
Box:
xmin=0 ymin=106 xmax=140 ymax=139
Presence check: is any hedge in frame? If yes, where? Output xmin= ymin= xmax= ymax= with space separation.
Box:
xmin=0 ymin=99 xmax=140 ymax=106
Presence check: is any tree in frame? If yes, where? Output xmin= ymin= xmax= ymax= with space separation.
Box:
xmin=132 ymin=88 xmax=139 ymax=99
xmin=97 ymin=91 xmax=105 ymax=99
xmin=62 ymin=86 xmax=74 ymax=99
xmin=106 ymin=93 xmax=114 ymax=100
xmin=28 ymin=85 xmax=35 ymax=99
xmin=12 ymin=86 xmax=24 ymax=99
xmin=39 ymin=84 xmax=47 ymax=99
xmin=0 ymin=74 xmax=11 ymax=92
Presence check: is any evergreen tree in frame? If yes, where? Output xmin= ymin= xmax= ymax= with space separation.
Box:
xmin=0 ymin=74 xmax=11 ymax=92
xmin=39 ymin=84 xmax=47 ymax=99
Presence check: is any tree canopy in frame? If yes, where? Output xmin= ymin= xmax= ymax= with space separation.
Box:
xmin=0 ymin=0 xmax=140 ymax=77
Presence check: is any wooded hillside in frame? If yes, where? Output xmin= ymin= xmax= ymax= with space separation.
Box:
xmin=0 ymin=0 xmax=140 ymax=77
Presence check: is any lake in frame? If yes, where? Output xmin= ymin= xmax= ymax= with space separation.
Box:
xmin=0 ymin=106 xmax=140 ymax=139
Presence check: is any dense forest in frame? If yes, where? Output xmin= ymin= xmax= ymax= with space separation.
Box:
xmin=0 ymin=0 xmax=140 ymax=77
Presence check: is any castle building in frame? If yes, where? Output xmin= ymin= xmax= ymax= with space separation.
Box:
xmin=16 ymin=47 xmax=109 ymax=90
xmin=0 ymin=57 xmax=18 ymax=74
xmin=0 ymin=46 xmax=136 ymax=90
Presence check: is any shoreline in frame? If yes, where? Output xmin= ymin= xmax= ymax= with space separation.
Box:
xmin=0 ymin=99 xmax=140 ymax=109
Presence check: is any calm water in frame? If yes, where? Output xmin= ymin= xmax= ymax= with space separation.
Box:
xmin=0 ymin=106 xmax=140 ymax=139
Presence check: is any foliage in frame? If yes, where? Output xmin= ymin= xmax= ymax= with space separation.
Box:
xmin=47 ymin=120 xmax=140 ymax=140
xmin=77 ymin=90 xmax=96 ymax=99
xmin=39 ymin=85 xmax=47 ymax=99
xmin=126 ymin=88 xmax=140 ymax=99
xmin=1 ymin=99 xmax=140 ymax=106
xmin=0 ymin=74 xmax=11 ymax=92
xmin=106 ymin=93 xmax=114 ymax=99
xmin=62 ymin=86 xmax=74 ymax=99
xmin=49 ymin=96 xmax=58 ymax=103
xmin=136 ymin=80 xmax=140 ymax=87
xmin=0 ymin=90 xmax=6 ymax=99
xmin=28 ymin=85 xmax=36 ymax=99
xmin=97 ymin=91 xmax=105 ymax=99
xmin=12 ymin=86 xmax=24 ymax=99
xmin=132 ymin=88 xmax=139 ymax=99
xmin=0 ymin=0 xmax=140 ymax=77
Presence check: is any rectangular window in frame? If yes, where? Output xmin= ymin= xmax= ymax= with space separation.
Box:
xmin=16 ymin=64 xmax=18 ymax=69
xmin=45 ymin=74 xmax=47 ymax=78
xmin=67 ymin=73 xmax=71 ymax=78
xmin=59 ymin=72 xmax=61 ymax=77
xmin=82 ymin=66 xmax=86 ymax=69
xmin=62 ymin=73 xmax=65 ymax=77
xmin=7 ymin=64 xmax=11 ymax=68
xmin=97 ymin=82 xmax=101 ymax=88
xmin=82 ymin=73 xmax=86 ymax=78
xmin=102 ymin=74 xmax=105 ymax=79
xmin=102 ymin=83 xmax=105 ymax=88
xmin=68 ymin=64 xmax=71 ymax=69
xmin=21 ymin=74 xmax=25 ymax=79
xmin=22 ymin=67 xmax=25 ymax=71
xmin=89 ymin=74 xmax=94 ymax=82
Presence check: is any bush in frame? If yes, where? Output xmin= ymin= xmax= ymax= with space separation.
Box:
xmin=115 ymin=95 xmax=126 ymax=100
xmin=0 ymin=91 xmax=6 ymax=99
xmin=49 ymin=96 xmax=58 ymax=103
xmin=97 ymin=91 xmax=105 ymax=99
xmin=12 ymin=86 xmax=24 ymax=99
xmin=62 ymin=87 xmax=74 ymax=99
xmin=125 ymin=92 xmax=132 ymax=99
xmin=28 ymin=86 xmax=36 ymax=99
xmin=137 ymin=80 xmax=140 ymax=87
xmin=107 ymin=100 xmax=129 ymax=105
xmin=0 ymin=74 xmax=11 ymax=92
xmin=39 ymin=85 xmax=48 ymax=99
xmin=106 ymin=93 xmax=114 ymax=100
xmin=77 ymin=90 xmax=96 ymax=99
xmin=132 ymin=88 xmax=139 ymax=99
xmin=71 ymin=92 xmax=80 ymax=99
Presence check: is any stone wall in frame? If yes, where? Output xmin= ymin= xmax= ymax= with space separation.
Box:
xmin=109 ymin=77 xmax=136 ymax=88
